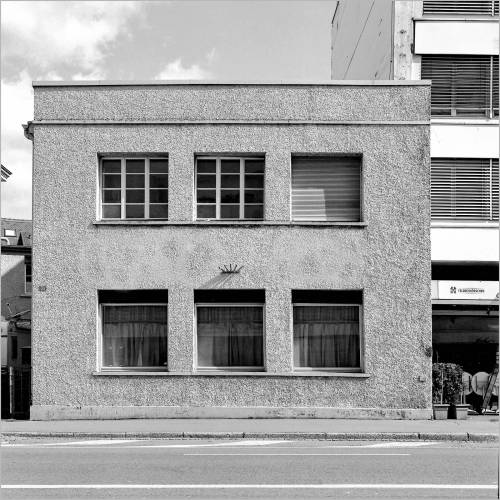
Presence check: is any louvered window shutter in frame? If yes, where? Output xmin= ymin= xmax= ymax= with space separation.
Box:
xmin=423 ymin=1 xmax=499 ymax=15
xmin=421 ymin=55 xmax=499 ymax=117
xmin=431 ymin=158 xmax=499 ymax=221
xmin=291 ymin=157 xmax=361 ymax=222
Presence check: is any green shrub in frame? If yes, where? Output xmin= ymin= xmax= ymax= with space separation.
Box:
xmin=432 ymin=363 xmax=463 ymax=404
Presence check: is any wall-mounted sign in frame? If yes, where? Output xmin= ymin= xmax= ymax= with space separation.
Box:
xmin=434 ymin=281 xmax=499 ymax=301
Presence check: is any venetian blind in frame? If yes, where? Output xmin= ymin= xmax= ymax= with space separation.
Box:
xmin=421 ymin=55 xmax=499 ymax=117
xmin=431 ymin=158 xmax=499 ymax=220
xmin=291 ymin=157 xmax=361 ymax=222
xmin=423 ymin=1 xmax=499 ymax=15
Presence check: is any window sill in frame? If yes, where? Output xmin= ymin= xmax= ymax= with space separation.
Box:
xmin=93 ymin=220 xmax=367 ymax=228
xmin=431 ymin=221 xmax=499 ymax=228
xmin=93 ymin=371 xmax=370 ymax=378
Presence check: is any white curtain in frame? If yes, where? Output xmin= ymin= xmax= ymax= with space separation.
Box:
xmin=103 ymin=305 xmax=168 ymax=367
xmin=197 ymin=306 xmax=263 ymax=368
xmin=294 ymin=306 xmax=359 ymax=368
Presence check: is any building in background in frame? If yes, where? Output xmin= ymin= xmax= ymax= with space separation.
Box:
xmin=26 ymin=80 xmax=431 ymax=420
xmin=1 ymin=218 xmax=32 ymax=419
xmin=331 ymin=0 xmax=499 ymax=411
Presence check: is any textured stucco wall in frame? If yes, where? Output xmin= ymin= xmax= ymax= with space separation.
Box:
xmin=31 ymin=83 xmax=431 ymax=419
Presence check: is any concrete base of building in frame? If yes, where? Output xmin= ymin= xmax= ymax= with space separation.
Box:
xmin=30 ymin=405 xmax=433 ymax=420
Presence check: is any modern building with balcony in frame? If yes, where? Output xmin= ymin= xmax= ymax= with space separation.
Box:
xmin=25 ymin=80 xmax=431 ymax=419
xmin=331 ymin=0 xmax=499 ymax=410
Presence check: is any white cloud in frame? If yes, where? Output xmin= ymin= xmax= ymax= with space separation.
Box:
xmin=0 ymin=2 xmax=142 ymax=218
xmin=155 ymin=58 xmax=211 ymax=80
xmin=1 ymin=1 xmax=141 ymax=75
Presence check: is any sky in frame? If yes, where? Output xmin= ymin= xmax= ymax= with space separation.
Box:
xmin=0 ymin=0 xmax=337 ymax=219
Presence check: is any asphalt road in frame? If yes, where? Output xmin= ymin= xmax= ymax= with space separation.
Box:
xmin=1 ymin=437 xmax=498 ymax=499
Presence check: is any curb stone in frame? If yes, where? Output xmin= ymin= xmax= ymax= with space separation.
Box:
xmin=1 ymin=431 xmax=497 ymax=442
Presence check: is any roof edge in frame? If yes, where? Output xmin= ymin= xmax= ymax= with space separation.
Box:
xmin=32 ymin=79 xmax=432 ymax=87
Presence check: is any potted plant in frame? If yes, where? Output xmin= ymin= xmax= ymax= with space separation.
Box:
xmin=432 ymin=362 xmax=449 ymax=419
xmin=433 ymin=362 xmax=468 ymax=419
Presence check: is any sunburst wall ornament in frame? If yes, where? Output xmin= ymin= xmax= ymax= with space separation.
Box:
xmin=218 ymin=264 xmax=243 ymax=274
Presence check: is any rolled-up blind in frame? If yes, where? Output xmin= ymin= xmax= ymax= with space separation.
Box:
xmin=431 ymin=158 xmax=499 ymax=220
xmin=421 ymin=55 xmax=498 ymax=117
xmin=423 ymin=1 xmax=498 ymax=15
xmin=291 ymin=157 xmax=361 ymax=221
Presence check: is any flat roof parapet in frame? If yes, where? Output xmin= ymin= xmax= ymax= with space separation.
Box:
xmin=32 ymin=81 xmax=431 ymax=123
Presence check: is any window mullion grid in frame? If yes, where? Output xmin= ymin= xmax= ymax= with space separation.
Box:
xmin=145 ymin=158 xmax=150 ymax=219
xmin=121 ymin=159 xmax=126 ymax=220
xmin=239 ymin=159 xmax=244 ymax=219
xmin=216 ymin=158 xmax=221 ymax=220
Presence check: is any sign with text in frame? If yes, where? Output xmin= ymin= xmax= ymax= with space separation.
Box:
xmin=436 ymin=281 xmax=499 ymax=301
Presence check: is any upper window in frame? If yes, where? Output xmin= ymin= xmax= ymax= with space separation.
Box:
xmin=196 ymin=157 xmax=264 ymax=220
xmin=423 ymin=0 xmax=498 ymax=16
xmin=291 ymin=156 xmax=361 ymax=222
xmin=431 ymin=158 xmax=499 ymax=221
xmin=421 ymin=55 xmax=499 ymax=118
xmin=195 ymin=290 xmax=265 ymax=370
xmin=99 ymin=290 xmax=168 ymax=370
xmin=24 ymin=255 xmax=32 ymax=295
xmin=100 ymin=157 xmax=168 ymax=220
xmin=292 ymin=290 xmax=362 ymax=371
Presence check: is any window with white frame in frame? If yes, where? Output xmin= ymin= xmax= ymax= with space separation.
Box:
xmin=291 ymin=156 xmax=361 ymax=222
xmin=195 ymin=290 xmax=265 ymax=370
xmin=421 ymin=55 xmax=499 ymax=118
xmin=292 ymin=290 xmax=362 ymax=371
xmin=99 ymin=290 xmax=168 ymax=370
xmin=431 ymin=158 xmax=499 ymax=220
xmin=100 ymin=157 xmax=168 ymax=220
xmin=423 ymin=0 xmax=499 ymax=16
xmin=24 ymin=255 xmax=32 ymax=294
xmin=196 ymin=157 xmax=264 ymax=220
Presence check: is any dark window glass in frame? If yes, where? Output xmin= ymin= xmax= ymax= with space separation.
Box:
xmin=149 ymin=205 xmax=168 ymax=219
xmin=220 ymin=190 xmax=240 ymax=203
xmin=103 ymin=175 xmax=121 ymax=189
xmin=150 ymin=175 xmax=168 ymax=188
xmin=197 ymin=159 xmax=216 ymax=173
xmin=102 ymin=160 xmax=121 ymax=173
xmin=150 ymin=190 xmax=169 ymax=203
xmin=103 ymin=190 xmax=121 ymax=203
xmin=220 ymin=205 xmax=240 ymax=219
xmin=126 ymin=190 xmax=145 ymax=203
xmin=245 ymin=159 xmax=265 ymax=173
xmin=102 ymin=205 xmax=121 ymax=218
xmin=126 ymin=159 xmax=145 ymax=173
xmin=126 ymin=205 xmax=145 ymax=218
xmin=244 ymin=190 xmax=264 ymax=203
xmin=197 ymin=205 xmax=216 ymax=218
xmin=197 ymin=190 xmax=216 ymax=203
xmin=126 ymin=175 xmax=145 ymax=188
xmin=244 ymin=175 xmax=264 ymax=188
xmin=197 ymin=175 xmax=216 ymax=188
xmin=244 ymin=205 xmax=264 ymax=219
xmin=221 ymin=160 xmax=240 ymax=173
xmin=221 ymin=175 xmax=239 ymax=188
xmin=150 ymin=159 xmax=168 ymax=174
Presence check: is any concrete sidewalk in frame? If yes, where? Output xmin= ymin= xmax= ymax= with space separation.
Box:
xmin=1 ymin=415 xmax=498 ymax=442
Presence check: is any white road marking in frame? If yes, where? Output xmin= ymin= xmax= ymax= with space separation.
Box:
xmin=183 ymin=453 xmax=411 ymax=456
xmin=1 ymin=484 xmax=496 ymax=490
xmin=2 ymin=439 xmax=290 ymax=449
xmin=363 ymin=441 xmax=437 ymax=448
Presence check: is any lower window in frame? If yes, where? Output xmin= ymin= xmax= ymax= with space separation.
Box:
xmin=293 ymin=290 xmax=362 ymax=371
xmin=197 ymin=304 xmax=264 ymax=370
xmin=100 ymin=290 xmax=168 ymax=370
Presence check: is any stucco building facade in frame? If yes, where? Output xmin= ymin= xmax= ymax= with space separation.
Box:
xmin=27 ymin=81 xmax=431 ymax=420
